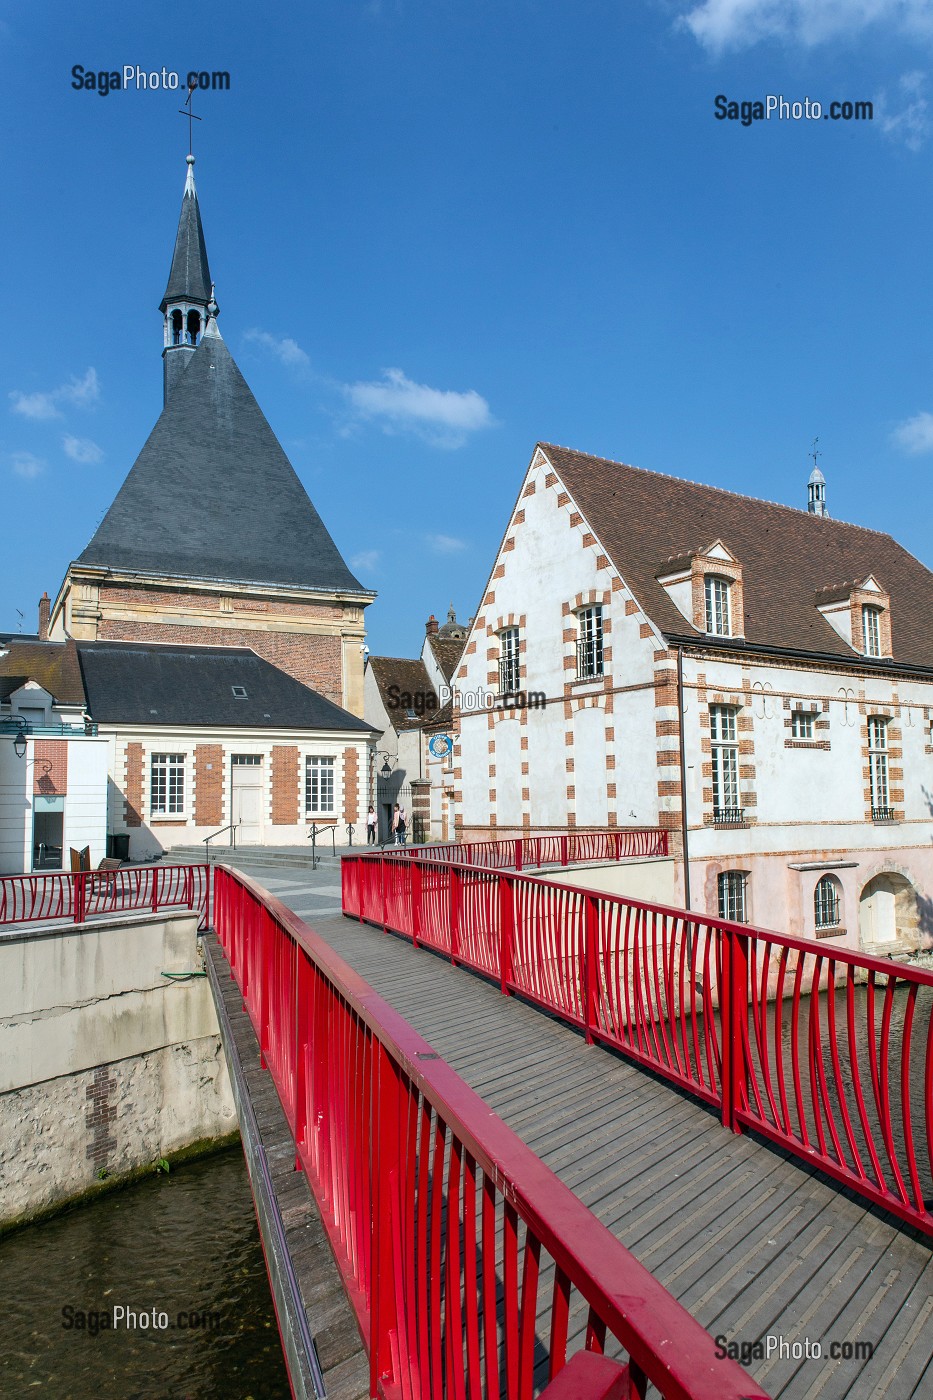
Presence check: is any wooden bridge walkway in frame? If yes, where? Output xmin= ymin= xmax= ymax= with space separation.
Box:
xmin=247 ymin=866 xmax=933 ymax=1400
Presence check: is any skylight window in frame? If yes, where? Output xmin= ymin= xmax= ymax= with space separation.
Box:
xmin=231 ymin=685 xmax=248 ymax=698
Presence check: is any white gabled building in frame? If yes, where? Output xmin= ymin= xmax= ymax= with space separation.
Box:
xmin=0 ymin=637 xmax=109 ymax=874
xmin=452 ymin=443 xmax=933 ymax=955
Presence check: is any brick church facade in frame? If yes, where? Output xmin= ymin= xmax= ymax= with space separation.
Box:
xmin=43 ymin=154 xmax=375 ymax=855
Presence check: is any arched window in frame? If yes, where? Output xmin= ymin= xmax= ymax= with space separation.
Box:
xmin=186 ymin=309 xmax=201 ymax=346
xmin=814 ymin=875 xmax=842 ymax=929
xmin=170 ymin=310 xmax=183 ymax=346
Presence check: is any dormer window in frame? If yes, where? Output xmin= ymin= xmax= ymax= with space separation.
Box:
xmin=862 ymin=605 xmax=882 ymax=658
xmin=705 ymin=576 xmax=732 ymax=637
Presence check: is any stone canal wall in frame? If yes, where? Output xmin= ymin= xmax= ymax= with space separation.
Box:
xmin=0 ymin=909 xmax=236 ymax=1228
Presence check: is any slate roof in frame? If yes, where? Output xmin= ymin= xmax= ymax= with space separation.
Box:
xmin=77 ymin=642 xmax=372 ymax=732
xmin=0 ymin=639 xmax=86 ymax=706
xmin=160 ymin=158 xmax=212 ymax=310
xmin=369 ymin=656 xmax=441 ymax=729
xmin=541 ymin=443 xmax=933 ymax=671
xmin=78 ymin=328 xmax=369 ymax=595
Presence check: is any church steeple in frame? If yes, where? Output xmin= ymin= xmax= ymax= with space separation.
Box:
xmin=160 ymin=155 xmax=215 ymax=404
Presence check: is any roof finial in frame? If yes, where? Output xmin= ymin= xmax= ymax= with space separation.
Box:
xmin=807 ymin=437 xmax=828 ymax=516
xmin=178 ymin=79 xmax=202 ymax=158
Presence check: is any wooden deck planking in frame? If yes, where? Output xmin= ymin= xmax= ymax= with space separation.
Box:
xmin=303 ymin=906 xmax=933 ymax=1400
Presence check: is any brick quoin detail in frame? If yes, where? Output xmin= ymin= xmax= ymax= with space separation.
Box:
xmin=85 ymin=1066 xmax=118 ymax=1173
xmin=99 ymin=616 xmax=343 ymax=704
xmin=124 ymin=742 xmax=143 ymax=827
xmin=343 ymin=747 xmax=360 ymax=824
xmin=271 ymin=746 xmax=299 ymax=825
xmin=195 ymin=745 xmax=224 ymax=828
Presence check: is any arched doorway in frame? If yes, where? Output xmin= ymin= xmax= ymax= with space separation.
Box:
xmin=859 ymin=872 xmax=919 ymax=949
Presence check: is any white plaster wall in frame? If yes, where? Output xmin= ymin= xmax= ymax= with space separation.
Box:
xmin=0 ymin=743 xmax=29 ymax=875
xmin=455 ymin=449 xmax=662 ymax=833
xmin=62 ymin=737 xmax=109 ymax=867
xmin=537 ymin=857 xmax=676 ymax=905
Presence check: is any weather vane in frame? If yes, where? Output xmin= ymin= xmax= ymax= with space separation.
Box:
xmin=809 ymin=436 xmax=821 ymax=471
xmin=178 ymin=79 xmax=202 ymax=155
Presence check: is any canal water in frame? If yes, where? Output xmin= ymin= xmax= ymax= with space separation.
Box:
xmin=0 ymin=1146 xmax=290 ymax=1400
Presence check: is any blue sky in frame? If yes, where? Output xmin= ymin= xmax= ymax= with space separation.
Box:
xmin=2 ymin=1 xmax=933 ymax=658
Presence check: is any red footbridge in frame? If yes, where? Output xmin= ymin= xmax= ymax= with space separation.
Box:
xmin=7 ymin=832 xmax=933 ymax=1398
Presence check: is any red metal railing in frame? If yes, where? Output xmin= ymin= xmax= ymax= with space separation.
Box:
xmin=343 ymin=849 xmax=933 ymax=1239
xmin=393 ymin=828 xmax=669 ymax=871
xmin=213 ymin=864 xmax=766 ymax=1400
xmin=0 ymin=864 xmax=211 ymax=930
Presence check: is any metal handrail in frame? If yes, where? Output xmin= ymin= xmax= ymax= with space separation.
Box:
xmin=213 ymin=865 xmax=765 ymax=1399
xmin=307 ymin=822 xmax=337 ymax=869
xmin=203 ymin=822 xmax=240 ymax=861
xmin=342 ymin=844 xmax=933 ymax=1239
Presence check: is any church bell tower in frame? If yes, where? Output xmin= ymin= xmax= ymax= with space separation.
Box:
xmin=160 ymin=154 xmax=215 ymax=404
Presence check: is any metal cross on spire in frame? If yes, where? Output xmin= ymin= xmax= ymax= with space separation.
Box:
xmin=809 ymin=436 xmax=821 ymax=472
xmin=178 ymin=79 xmax=202 ymax=155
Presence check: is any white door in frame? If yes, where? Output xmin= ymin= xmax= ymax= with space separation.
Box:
xmin=232 ymin=756 xmax=264 ymax=845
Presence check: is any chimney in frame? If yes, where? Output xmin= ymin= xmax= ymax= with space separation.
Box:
xmin=426 ymin=614 xmax=439 ymax=636
xmin=38 ymin=592 xmax=50 ymax=641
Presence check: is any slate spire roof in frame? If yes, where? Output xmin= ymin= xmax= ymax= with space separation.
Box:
xmin=79 ymin=327 xmax=368 ymax=593
xmin=160 ymin=155 xmax=212 ymax=311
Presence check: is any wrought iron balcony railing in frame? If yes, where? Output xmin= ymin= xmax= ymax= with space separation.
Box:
xmin=713 ymin=806 xmax=745 ymax=824
xmin=575 ymin=639 xmax=603 ymax=681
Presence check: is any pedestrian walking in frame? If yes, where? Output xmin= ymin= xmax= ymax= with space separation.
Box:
xmin=366 ymin=805 xmax=377 ymax=845
xmin=392 ymin=803 xmax=407 ymax=845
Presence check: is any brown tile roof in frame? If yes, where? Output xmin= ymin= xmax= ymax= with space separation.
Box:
xmin=428 ymin=634 xmax=466 ymax=682
xmin=0 ymin=639 xmax=86 ymax=706
xmin=541 ymin=444 xmax=933 ymax=670
xmin=369 ymin=656 xmax=441 ymax=728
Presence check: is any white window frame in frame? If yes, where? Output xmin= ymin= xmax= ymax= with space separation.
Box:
xmin=710 ymin=705 xmax=740 ymax=816
xmin=791 ymin=710 xmax=814 ymax=740
xmin=499 ymin=627 xmax=521 ymax=694
xmin=151 ymin=752 xmax=186 ymax=817
xmin=718 ymin=871 xmax=748 ymax=923
xmin=305 ymin=755 xmax=336 ymax=816
xmin=705 ymin=575 xmax=732 ymax=637
xmin=576 ymin=605 xmax=604 ymax=680
xmin=814 ymin=875 xmax=842 ymax=929
xmin=862 ymin=605 xmax=882 ymax=658
xmin=867 ymin=716 xmax=889 ymax=815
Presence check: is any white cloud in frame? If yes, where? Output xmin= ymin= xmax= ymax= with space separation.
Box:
xmin=10 ymin=451 xmax=45 ymax=479
xmin=425 ymin=532 xmax=468 ymax=554
xmin=892 ymin=409 xmax=933 ymax=452
xmin=344 ymin=368 xmax=493 ymax=448
xmin=877 ymin=71 xmax=930 ymax=150
xmin=351 ymin=549 xmax=381 ymax=573
xmin=243 ymin=329 xmax=312 ymax=373
xmin=9 ymin=366 xmax=100 ymax=419
xmin=63 ymin=434 xmax=103 ymax=465
xmin=679 ymin=0 xmax=933 ymax=53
